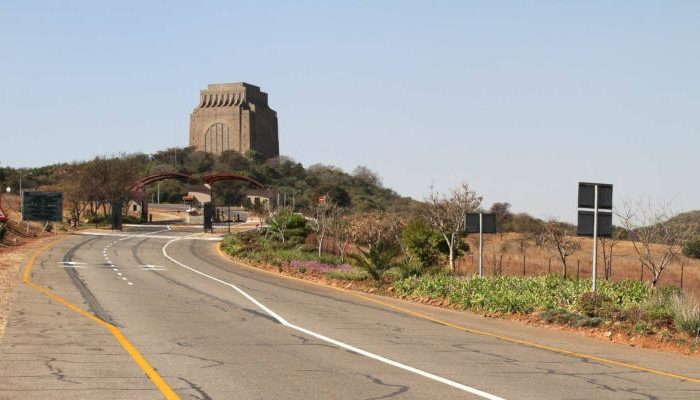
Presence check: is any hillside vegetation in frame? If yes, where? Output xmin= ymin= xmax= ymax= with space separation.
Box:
xmin=0 ymin=147 xmax=420 ymax=219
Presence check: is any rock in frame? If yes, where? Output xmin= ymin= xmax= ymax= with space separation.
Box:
xmin=603 ymin=331 xmax=612 ymax=338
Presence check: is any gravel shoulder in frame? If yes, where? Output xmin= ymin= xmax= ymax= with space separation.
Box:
xmin=0 ymin=235 xmax=61 ymax=342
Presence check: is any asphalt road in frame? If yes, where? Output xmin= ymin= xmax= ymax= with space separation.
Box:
xmin=1 ymin=227 xmax=699 ymax=399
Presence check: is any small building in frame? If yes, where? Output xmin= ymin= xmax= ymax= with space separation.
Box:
xmin=183 ymin=185 xmax=212 ymax=210
xmin=126 ymin=200 xmax=142 ymax=217
xmin=246 ymin=188 xmax=271 ymax=209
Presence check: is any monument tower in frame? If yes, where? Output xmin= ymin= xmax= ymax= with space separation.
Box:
xmin=189 ymin=82 xmax=279 ymax=159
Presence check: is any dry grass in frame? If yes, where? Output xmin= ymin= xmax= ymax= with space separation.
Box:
xmin=457 ymin=233 xmax=700 ymax=301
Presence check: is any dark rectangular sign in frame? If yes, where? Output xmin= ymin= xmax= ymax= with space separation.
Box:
xmin=22 ymin=192 xmax=63 ymax=222
xmin=112 ymin=202 xmax=122 ymax=230
xmin=578 ymin=182 xmax=613 ymax=210
xmin=203 ymin=203 xmax=213 ymax=231
xmin=577 ymin=210 xmax=613 ymax=237
xmin=465 ymin=213 xmax=496 ymax=234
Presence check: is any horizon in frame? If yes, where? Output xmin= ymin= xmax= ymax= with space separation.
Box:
xmin=2 ymin=2 xmax=698 ymax=222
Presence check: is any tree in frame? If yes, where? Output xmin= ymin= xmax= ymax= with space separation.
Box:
xmin=425 ymin=183 xmax=482 ymax=272
xmin=352 ymin=166 xmax=382 ymax=187
xmin=619 ymin=199 xmax=696 ymax=287
xmin=490 ymin=202 xmax=513 ymax=237
xmin=331 ymin=211 xmax=352 ymax=262
xmin=308 ymin=199 xmax=339 ymax=257
xmin=600 ymin=228 xmax=622 ymax=280
xmin=401 ymin=219 xmax=443 ymax=268
xmin=266 ymin=209 xmax=307 ymax=244
xmin=540 ymin=219 xmax=580 ymax=277
xmin=683 ymin=236 xmax=700 ymax=259
xmin=347 ymin=211 xmax=403 ymax=280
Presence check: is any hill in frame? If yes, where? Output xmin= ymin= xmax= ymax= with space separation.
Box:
xmin=0 ymin=147 xmax=421 ymax=217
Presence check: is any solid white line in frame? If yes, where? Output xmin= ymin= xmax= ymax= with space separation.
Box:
xmin=161 ymin=239 xmax=505 ymax=400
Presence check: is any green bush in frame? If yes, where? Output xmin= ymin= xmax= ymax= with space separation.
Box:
xmin=266 ymin=211 xmax=308 ymax=244
xmin=394 ymin=274 xmax=652 ymax=315
xmin=349 ymin=244 xmax=400 ymax=281
xmin=576 ymin=292 xmax=611 ymax=317
xmin=682 ymin=237 xmax=700 ymax=259
xmin=325 ymin=268 xmax=370 ymax=281
xmin=401 ymin=219 xmax=443 ymax=269
xmin=222 ymin=235 xmax=245 ymax=255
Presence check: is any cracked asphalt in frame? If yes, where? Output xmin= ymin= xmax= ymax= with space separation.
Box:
xmin=1 ymin=227 xmax=699 ymax=399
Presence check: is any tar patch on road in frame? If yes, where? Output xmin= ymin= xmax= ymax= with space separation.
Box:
xmin=62 ymin=237 xmax=118 ymax=326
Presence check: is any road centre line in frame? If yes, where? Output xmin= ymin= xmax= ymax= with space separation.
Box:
xmin=23 ymin=237 xmax=181 ymax=400
xmin=213 ymin=244 xmax=700 ymax=386
xmin=161 ymin=238 xmax=505 ymax=400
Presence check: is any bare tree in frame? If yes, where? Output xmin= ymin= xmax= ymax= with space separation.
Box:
xmin=331 ymin=211 xmax=352 ymax=262
xmin=619 ymin=199 xmax=696 ymax=287
xmin=600 ymin=228 xmax=621 ymax=280
xmin=308 ymin=199 xmax=339 ymax=257
xmin=348 ymin=211 xmax=402 ymax=250
xmin=541 ymin=219 xmax=580 ymax=277
xmin=425 ymin=183 xmax=482 ymax=272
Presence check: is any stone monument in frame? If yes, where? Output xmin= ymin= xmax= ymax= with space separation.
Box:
xmin=189 ymin=82 xmax=279 ymax=159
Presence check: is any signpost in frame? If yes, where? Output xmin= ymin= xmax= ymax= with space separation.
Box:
xmin=203 ymin=202 xmax=213 ymax=232
xmin=111 ymin=202 xmax=123 ymax=231
xmin=577 ymin=182 xmax=613 ymax=292
xmin=465 ymin=213 xmax=496 ymax=277
xmin=22 ymin=192 xmax=63 ymax=222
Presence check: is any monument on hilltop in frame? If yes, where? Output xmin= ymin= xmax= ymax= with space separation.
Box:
xmin=189 ymin=82 xmax=279 ymax=159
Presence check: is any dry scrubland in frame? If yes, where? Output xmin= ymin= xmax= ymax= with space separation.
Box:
xmin=458 ymin=233 xmax=700 ymax=300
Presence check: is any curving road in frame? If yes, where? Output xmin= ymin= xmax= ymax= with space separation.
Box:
xmin=1 ymin=227 xmax=698 ymax=399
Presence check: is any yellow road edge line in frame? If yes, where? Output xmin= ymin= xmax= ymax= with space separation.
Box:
xmin=23 ymin=236 xmax=181 ymax=400
xmin=215 ymin=242 xmax=700 ymax=384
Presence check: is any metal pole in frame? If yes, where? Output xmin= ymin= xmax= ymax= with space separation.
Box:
xmin=592 ymin=184 xmax=599 ymax=292
xmin=19 ymin=171 xmax=22 ymax=214
xmin=478 ymin=213 xmax=483 ymax=277
xmin=157 ymin=182 xmax=160 ymax=204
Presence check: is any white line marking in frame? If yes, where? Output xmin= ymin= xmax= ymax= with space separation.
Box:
xmin=76 ymin=232 xmax=221 ymax=241
xmin=161 ymin=239 xmax=505 ymax=400
xmin=117 ymin=272 xmax=123 ymax=276
xmin=127 ymin=282 xmax=134 ymax=286
xmin=121 ymin=277 xmax=128 ymax=281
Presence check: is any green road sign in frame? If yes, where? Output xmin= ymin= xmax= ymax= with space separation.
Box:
xmin=22 ymin=191 xmax=63 ymax=222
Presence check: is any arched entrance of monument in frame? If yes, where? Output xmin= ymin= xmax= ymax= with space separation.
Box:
xmin=130 ymin=173 xmax=194 ymax=223
xmin=202 ymin=173 xmax=267 ymax=230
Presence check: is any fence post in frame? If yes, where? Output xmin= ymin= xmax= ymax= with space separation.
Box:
xmin=522 ymin=255 xmax=526 ymax=277
xmin=640 ymin=262 xmax=644 ymax=282
xmin=548 ymin=258 xmax=551 ymax=274
xmin=576 ymin=260 xmax=580 ymax=281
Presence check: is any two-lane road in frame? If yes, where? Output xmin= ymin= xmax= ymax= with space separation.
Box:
xmin=1 ymin=227 xmax=698 ymax=399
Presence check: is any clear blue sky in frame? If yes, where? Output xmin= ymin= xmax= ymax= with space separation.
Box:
xmin=1 ymin=1 xmax=698 ymax=221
